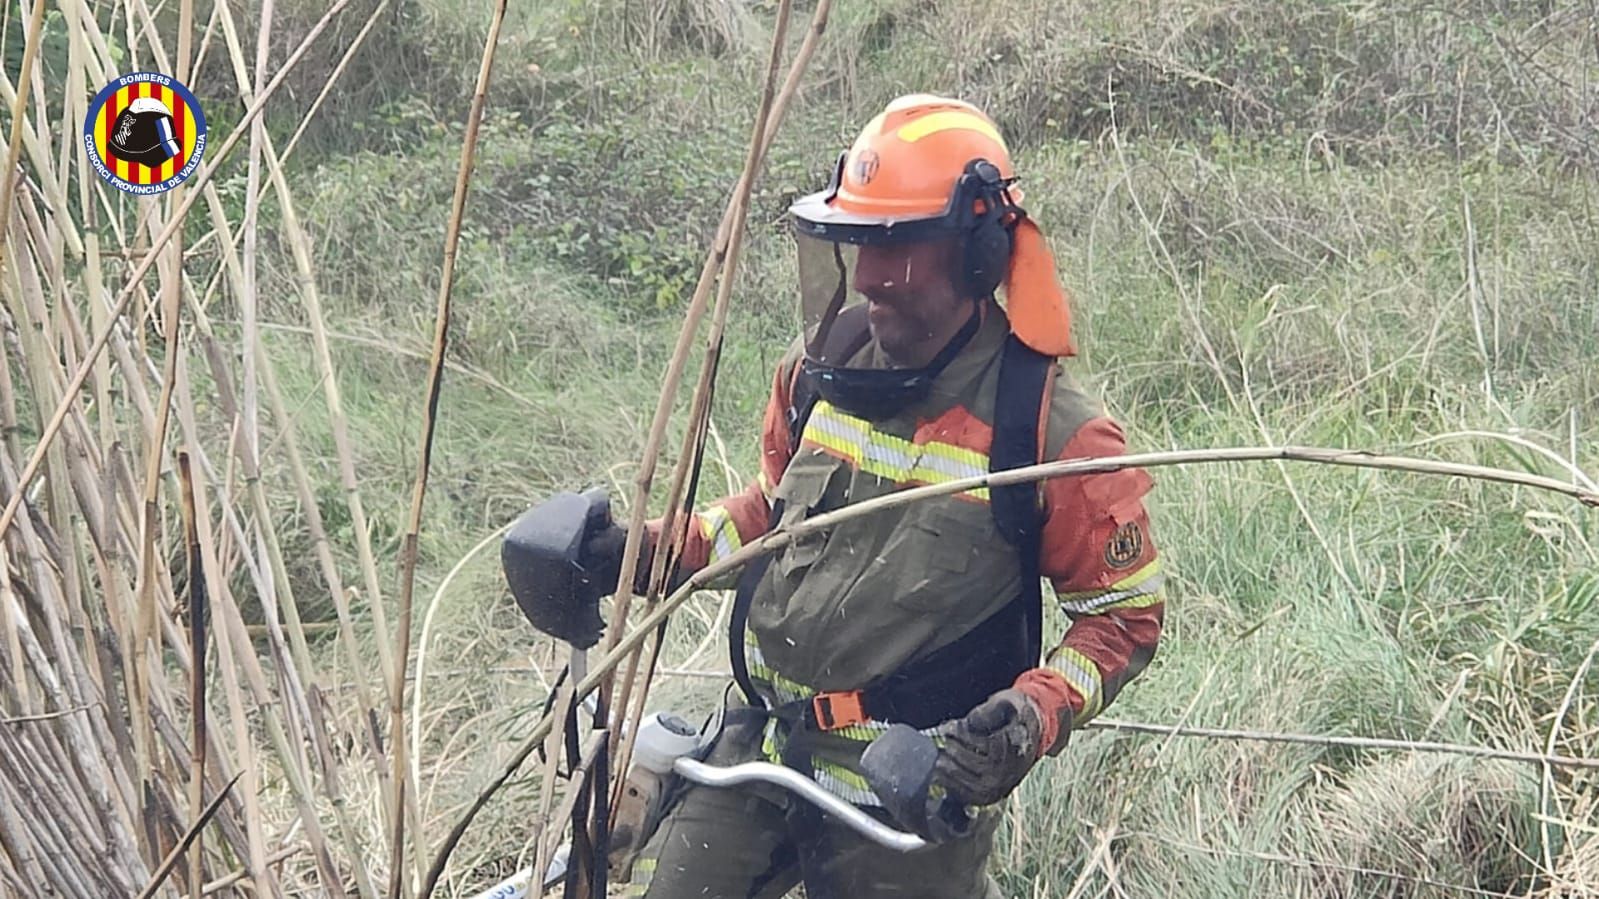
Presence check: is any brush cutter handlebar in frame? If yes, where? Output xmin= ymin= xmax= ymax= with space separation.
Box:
xmin=465 ymin=756 xmax=924 ymax=899
xmin=673 ymin=757 xmax=927 ymax=851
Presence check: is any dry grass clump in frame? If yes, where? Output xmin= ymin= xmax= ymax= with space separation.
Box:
xmin=1305 ymin=755 xmax=1540 ymax=896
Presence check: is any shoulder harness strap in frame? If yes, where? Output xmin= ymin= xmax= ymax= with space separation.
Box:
xmin=728 ymin=361 xmax=818 ymax=706
xmin=990 ymin=334 xmax=1052 ymax=662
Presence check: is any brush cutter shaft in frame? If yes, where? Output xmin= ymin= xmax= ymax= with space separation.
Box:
xmin=672 ymin=757 xmax=927 ymax=852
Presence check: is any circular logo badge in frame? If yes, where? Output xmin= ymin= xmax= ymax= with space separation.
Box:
xmin=1104 ymin=521 xmax=1144 ymax=570
xmin=851 ymin=149 xmax=880 ymax=185
xmin=82 ymin=72 xmax=207 ymax=195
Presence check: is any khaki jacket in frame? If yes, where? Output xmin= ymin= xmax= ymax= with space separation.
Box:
xmin=669 ymin=305 xmax=1165 ymax=804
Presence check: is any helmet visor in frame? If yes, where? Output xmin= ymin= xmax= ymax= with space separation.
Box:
xmin=796 ymin=230 xmax=968 ymax=365
xmin=796 ymin=230 xmax=859 ymax=363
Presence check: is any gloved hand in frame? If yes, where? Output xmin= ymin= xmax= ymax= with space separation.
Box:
xmin=934 ymin=688 xmax=1045 ymax=807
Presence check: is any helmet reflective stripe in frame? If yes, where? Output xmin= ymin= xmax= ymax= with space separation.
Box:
xmin=896 ymin=110 xmax=1006 ymax=149
xmin=156 ymin=117 xmax=181 ymax=163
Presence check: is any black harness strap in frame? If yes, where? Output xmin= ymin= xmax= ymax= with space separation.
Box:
xmin=989 ymin=334 xmax=1052 ymax=663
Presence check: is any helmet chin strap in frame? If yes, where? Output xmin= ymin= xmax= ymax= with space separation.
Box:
xmin=800 ymin=307 xmax=981 ymax=422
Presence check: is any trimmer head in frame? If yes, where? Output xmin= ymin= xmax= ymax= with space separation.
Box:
xmin=859 ymin=723 xmax=974 ymax=843
xmin=501 ymin=488 xmax=613 ymax=649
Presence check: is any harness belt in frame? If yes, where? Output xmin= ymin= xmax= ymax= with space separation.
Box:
xmin=789 ymin=592 xmax=1035 ymax=732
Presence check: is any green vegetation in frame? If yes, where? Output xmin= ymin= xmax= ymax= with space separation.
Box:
xmin=235 ymin=0 xmax=1599 ymax=894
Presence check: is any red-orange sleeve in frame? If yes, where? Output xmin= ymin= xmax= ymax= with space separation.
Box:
xmin=1013 ymin=416 xmax=1166 ymax=754
xmin=646 ymin=356 xmax=798 ymax=575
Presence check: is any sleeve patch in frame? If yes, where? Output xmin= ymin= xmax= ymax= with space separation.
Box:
xmin=1104 ymin=520 xmax=1144 ymax=569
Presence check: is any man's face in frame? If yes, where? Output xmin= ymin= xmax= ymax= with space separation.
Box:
xmin=851 ymin=238 xmax=971 ymax=366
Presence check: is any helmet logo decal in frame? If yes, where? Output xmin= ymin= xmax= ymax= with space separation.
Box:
xmin=83 ymin=72 xmax=208 ymax=196
xmin=852 ymin=149 xmax=880 ymax=185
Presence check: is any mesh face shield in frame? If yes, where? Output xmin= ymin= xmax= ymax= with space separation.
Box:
xmin=792 ymin=229 xmax=979 ymax=421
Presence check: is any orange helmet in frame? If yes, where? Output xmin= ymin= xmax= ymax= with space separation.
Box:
xmin=789 ymin=94 xmax=1075 ymax=356
xmin=790 ymin=94 xmax=1020 ymax=232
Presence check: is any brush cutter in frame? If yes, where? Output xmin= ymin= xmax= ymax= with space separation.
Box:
xmin=491 ymin=493 xmax=961 ymax=898
xmin=466 ymin=710 xmax=935 ymax=899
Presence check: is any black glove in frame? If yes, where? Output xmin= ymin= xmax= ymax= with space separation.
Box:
xmin=934 ymin=688 xmax=1044 ymax=807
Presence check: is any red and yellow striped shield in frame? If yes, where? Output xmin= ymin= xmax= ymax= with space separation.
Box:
xmin=83 ymin=73 xmax=208 ymax=194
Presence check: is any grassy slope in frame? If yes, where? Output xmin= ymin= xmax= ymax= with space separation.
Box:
xmin=254 ymin=0 xmax=1599 ymax=893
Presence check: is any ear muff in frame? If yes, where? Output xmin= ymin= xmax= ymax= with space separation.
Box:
xmin=958 ymin=159 xmax=1016 ymax=299
xmin=962 ymin=214 xmax=1012 ymax=299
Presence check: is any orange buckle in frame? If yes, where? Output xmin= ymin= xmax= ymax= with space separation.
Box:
xmin=811 ymin=690 xmax=869 ymax=731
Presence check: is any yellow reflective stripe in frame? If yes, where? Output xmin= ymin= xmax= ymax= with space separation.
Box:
xmin=698 ymin=505 xmax=743 ymax=565
xmin=624 ymin=857 xmax=657 ymax=894
xmin=746 ymin=630 xmax=811 ymax=704
xmin=896 ymin=110 xmax=1007 ymax=150
xmin=761 ymin=718 xmax=781 ymax=762
xmin=1094 ymin=589 xmax=1164 ymax=612
xmin=1058 ymin=560 xmax=1166 ymax=614
xmin=1058 ymin=559 xmax=1162 ymax=600
xmin=831 ymin=722 xmax=886 ymax=742
xmin=1049 ymin=647 xmax=1104 ymax=720
xmin=803 ymin=402 xmax=991 ymax=501
xmin=812 ymin=760 xmax=881 ymax=806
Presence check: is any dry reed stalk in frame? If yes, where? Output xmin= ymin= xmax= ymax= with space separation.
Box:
xmin=179 ymin=452 xmax=209 ymax=898
xmin=0 ymin=236 xmax=32 ymax=714
xmin=527 ymin=673 xmax=578 ymax=894
xmin=598 ymin=0 xmax=833 ymax=699
xmin=0 ymin=0 xmax=47 ymax=260
xmin=0 ymin=464 xmax=146 ymax=892
xmin=0 ymin=76 xmax=84 ymax=261
xmin=240 ymin=0 xmax=273 ymax=475
xmin=218 ymin=0 xmax=402 ymax=725
xmin=187 ymin=0 xmax=392 ymax=330
xmin=607 ymin=0 xmax=816 ymax=815
xmin=128 ymin=110 xmax=192 ymax=866
xmin=3 ymin=220 xmax=145 ymax=868
xmin=197 ymin=7 xmax=385 ymax=889
xmin=134 ymin=772 xmax=243 ymax=899
xmin=192 ymin=174 xmax=387 ymax=772
xmin=385 ymin=0 xmax=514 ymax=891
xmin=1084 ymin=717 xmax=1599 ymax=771
xmin=170 ymin=359 xmax=357 ymax=894
xmin=279 ymin=0 xmax=391 ymax=165
xmin=205 ymin=3 xmax=408 ymax=874
xmin=0 ymin=5 xmax=380 ymax=889
xmin=185 ymin=436 xmax=278 ymax=896
xmin=0 ymin=0 xmax=355 ymax=544
xmin=592 ymin=8 xmax=834 ymax=799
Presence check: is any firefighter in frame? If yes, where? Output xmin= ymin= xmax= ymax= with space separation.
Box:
xmin=549 ymin=95 xmax=1165 ymax=898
